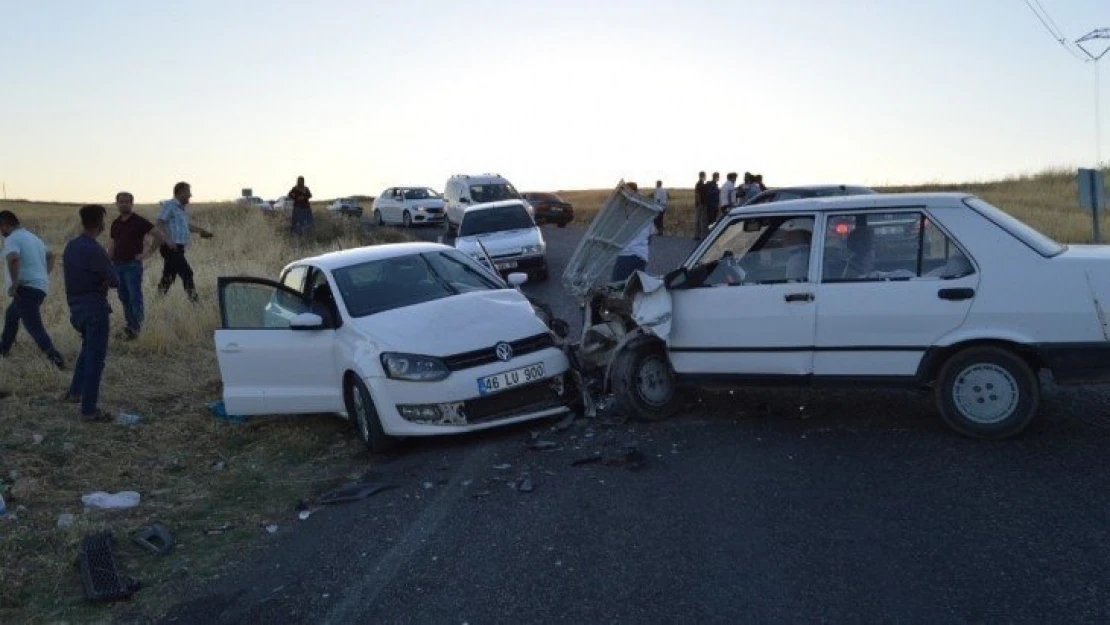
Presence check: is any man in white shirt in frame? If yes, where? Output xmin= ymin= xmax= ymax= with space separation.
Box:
xmin=720 ymin=172 xmax=738 ymax=211
xmin=612 ymin=183 xmax=656 ymax=282
xmin=652 ymin=181 xmax=669 ymax=231
xmin=0 ymin=210 xmax=64 ymax=369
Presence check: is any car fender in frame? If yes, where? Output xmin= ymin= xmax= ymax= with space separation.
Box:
xmin=602 ymin=326 xmax=658 ymax=393
xmin=933 ymin=326 xmax=1039 ymax=349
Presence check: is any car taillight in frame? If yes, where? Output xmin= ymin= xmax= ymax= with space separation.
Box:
xmin=834 ymin=223 xmax=851 ymax=236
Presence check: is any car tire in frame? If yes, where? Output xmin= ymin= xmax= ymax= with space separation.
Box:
xmin=374 ymin=210 xmax=384 ymax=227
xmin=346 ymin=377 xmax=396 ymax=453
xmin=935 ymin=346 xmax=1040 ymax=439
xmin=611 ymin=337 xmax=682 ymax=422
xmin=403 ymin=211 xmax=412 ymax=228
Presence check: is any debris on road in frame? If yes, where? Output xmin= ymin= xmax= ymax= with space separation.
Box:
xmin=298 ymin=510 xmax=313 ymax=521
xmin=517 ymin=475 xmax=534 ymax=493
xmin=81 ymin=491 xmax=140 ymax=510
xmin=115 ymin=412 xmax=141 ymax=426
xmin=316 ymin=482 xmax=396 ymax=506
xmin=78 ymin=532 xmax=140 ymax=602
xmin=492 ymin=463 xmax=512 ymax=471
xmin=56 ymin=513 xmax=75 ymax=529
xmin=529 ymin=439 xmax=558 ymax=451
xmin=264 ymin=523 xmax=278 ymax=534
xmin=31 ymin=433 xmax=44 ymax=445
xmin=132 ymin=523 xmax=175 ymax=556
xmin=204 ymin=523 xmax=236 ymax=536
xmin=571 ymin=452 xmax=603 ymax=467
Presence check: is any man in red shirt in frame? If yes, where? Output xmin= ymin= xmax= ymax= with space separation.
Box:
xmin=107 ymin=192 xmax=160 ymax=339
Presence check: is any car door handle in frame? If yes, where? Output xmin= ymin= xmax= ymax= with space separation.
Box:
xmin=938 ymin=288 xmax=975 ymax=301
xmin=784 ymin=292 xmax=815 ymax=303
xmin=219 ymin=343 xmax=242 ymax=353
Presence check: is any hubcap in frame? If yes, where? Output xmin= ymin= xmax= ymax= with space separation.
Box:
xmin=636 ymin=355 xmax=674 ymax=406
xmin=953 ymin=363 xmax=1019 ymax=425
xmin=352 ymin=388 xmax=370 ymax=441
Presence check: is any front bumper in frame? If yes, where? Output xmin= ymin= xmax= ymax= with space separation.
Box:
xmin=366 ymin=346 xmax=571 ymax=435
xmin=412 ymin=209 xmax=445 ymax=223
xmin=489 ymin=254 xmax=546 ymax=275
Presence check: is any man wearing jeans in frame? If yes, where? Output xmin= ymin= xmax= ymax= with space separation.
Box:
xmin=0 ymin=210 xmax=65 ymax=369
xmin=63 ymin=205 xmax=119 ymax=422
xmin=108 ymin=192 xmax=159 ymax=339
xmin=156 ymin=182 xmax=212 ymax=303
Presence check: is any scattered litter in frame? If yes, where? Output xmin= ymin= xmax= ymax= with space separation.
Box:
xmin=422 ymin=482 xmax=435 ymax=490
xmin=207 ymin=400 xmax=248 ymax=424
xmin=461 ymin=480 xmax=473 ymax=487
xmin=571 ymin=452 xmax=603 ymax=467
xmin=82 ymin=491 xmax=140 ymax=510
xmin=78 ymin=532 xmax=140 ymax=602
xmin=529 ymin=440 xmax=558 ymax=451
xmin=492 ymin=463 xmax=512 ymax=471
xmin=264 ymin=524 xmax=278 ymax=534
xmin=517 ymin=476 xmax=534 ymax=493
xmin=57 ymin=513 xmax=75 ymax=529
xmin=31 ymin=434 xmax=44 ymax=445
xmin=132 ymin=523 xmax=175 ymax=556
xmin=116 ymin=412 xmax=141 ymax=426
xmin=204 ymin=523 xmax=236 ymax=535
xmin=211 ymin=461 xmax=226 ymax=472
xmin=298 ymin=510 xmax=313 ymax=521
xmin=316 ymin=482 xmax=396 ymax=506
xmin=551 ymin=413 xmax=575 ymax=433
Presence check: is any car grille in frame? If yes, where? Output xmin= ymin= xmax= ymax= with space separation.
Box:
xmin=443 ymin=333 xmax=556 ymax=371
xmin=425 ymin=207 xmax=442 ymax=214
xmin=464 ymin=378 xmax=565 ymax=424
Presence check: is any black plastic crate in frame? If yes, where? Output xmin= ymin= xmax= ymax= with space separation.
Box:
xmin=77 ymin=532 xmax=139 ymax=602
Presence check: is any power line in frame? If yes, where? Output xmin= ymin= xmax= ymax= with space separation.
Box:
xmin=1032 ymin=0 xmax=1065 ymax=40
xmin=1022 ymin=0 xmax=1089 ymax=62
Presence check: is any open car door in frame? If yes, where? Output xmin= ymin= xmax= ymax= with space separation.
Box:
xmin=215 ymin=277 xmax=343 ymax=416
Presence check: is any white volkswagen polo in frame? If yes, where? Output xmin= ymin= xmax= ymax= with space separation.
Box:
xmin=214 ymin=242 xmax=571 ymax=452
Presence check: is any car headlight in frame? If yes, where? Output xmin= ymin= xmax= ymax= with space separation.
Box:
xmin=380 ymin=352 xmax=450 ymax=381
xmin=521 ymin=243 xmax=545 ymax=255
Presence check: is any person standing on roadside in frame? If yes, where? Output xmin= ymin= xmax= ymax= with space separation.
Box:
xmin=653 ymin=180 xmax=669 ymax=231
xmin=693 ymin=171 xmax=707 ymax=240
xmin=612 ymin=182 xmax=656 ymax=282
xmin=703 ymin=172 xmax=721 ymax=230
xmin=0 ymin=210 xmax=65 ymax=369
xmin=108 ymin=192 xmax=160 ymax=339
xmin=720 ymin=172 xmax=738 ymax=212
xmin=156 ymin=182 xmax=212 ymax=303
xmin=62 ymin=205 xmax=119 ymax=422
xmin=289 ymin=176 xmax=314 ymax=235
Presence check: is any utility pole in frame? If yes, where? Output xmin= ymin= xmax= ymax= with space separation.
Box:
xmin=1076 ymin=28 xmax=1110 ymax=168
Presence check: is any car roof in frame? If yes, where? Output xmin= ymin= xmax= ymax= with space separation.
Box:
xmin=464 ymin=199 xmax=528 ymax=213
xmin=729 ymin=192 xmax=974 ymax=217
xmin=297 ymin=242 xmax=452 ymax=271
xmin=450 ymin=174 xmax=510 ymax=184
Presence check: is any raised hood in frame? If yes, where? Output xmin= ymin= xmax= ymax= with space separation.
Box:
xmin=352 ymin=288 xmax=548 ymax=356
xmin=561 ymin=183 xmax=664 ymax=301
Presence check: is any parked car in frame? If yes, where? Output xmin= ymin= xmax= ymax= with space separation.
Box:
xmin=565 ymin=186 xmax=1110 ymax=440
xmin=213 ymin=243 xmax=572 ymax=452
xmin=742 ymin=184 xmax=876 ymax=206
xmin=521 ymin=192 xmax=574 ymax=227
xmin=443 ymin=173 xmax=532 ymax=233
xmin=370 ymin=187 xmax=445 ymax=228
xmin=327 ymin=198 xmax=363 ymax=217
xmin=235 ymin=196 xmax=270 ymax=210
xmin=272 ymin=196 xmax=293 ymax=211
xmin=454 ymin=200 xmax=548 ymax=281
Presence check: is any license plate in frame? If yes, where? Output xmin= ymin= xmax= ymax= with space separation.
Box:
xmin=495 ymin=261 xmax=518 ymax=270
xmin=477 ymin=363 xmax=545 ymax=395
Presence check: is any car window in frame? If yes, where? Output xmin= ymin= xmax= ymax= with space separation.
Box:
xmin=280 ymin=266 xmax=307 ymax=293
xmin=963 ymin=197 xmax=1065 ymax=257
xmin=458 ymin=205 xmax=535 ymax=236
xmin=528 ymin=193 xmax=560 ymax=202
xmin=331 ymin=251 xmax=501 ymax=318
xmin=822 ymin=211 xmax=974 ymax=282
xmin=402 ymin=188 xmax=439 ymax=200
xmin=681 ymin=215 xmax=816 ymax=288
xmin=468 ymin=183 xmax=521 ymax=203
xmin=221 ymin=281 xmax=309 ymax=329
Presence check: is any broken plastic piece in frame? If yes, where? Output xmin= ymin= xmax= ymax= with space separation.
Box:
xmin=78 ymin=532 xmax=140 ymax=602
xmin=207 ymin=400 xmax=248 ymax=424
xmin=82 ymin=491 xmax=140 ymax=510
xmin=132 ymin=523 xmax=175 ymax=556
xmin=316 ymin=482 xmax=396 ymax=506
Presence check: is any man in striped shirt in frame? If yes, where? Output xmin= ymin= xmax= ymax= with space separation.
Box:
xmin=155 ymin=182 xmax=213 ymax=303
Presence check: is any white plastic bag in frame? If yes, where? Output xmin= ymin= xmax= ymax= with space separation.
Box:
xmin=81 ymin=491 xmax=140 ymax=510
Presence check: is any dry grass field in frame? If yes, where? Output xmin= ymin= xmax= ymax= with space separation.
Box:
xmin=561 ymin=168 xmax=1104 ymax=244
xmin=0 ymin=167 xmax=1104 ymax=622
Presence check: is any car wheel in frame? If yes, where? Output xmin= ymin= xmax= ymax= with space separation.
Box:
xmin=935 ymin=346 xmax=1040 ymax=439
xmin=374 ymin=209 xmax=384 ymax=226
xmin=346 ymin=377 xmax=396 ymax=453
xmin=403 ymin=211 xmax=412 ymax=228
xmin=611 ymin=337 xmax=682 ymax=422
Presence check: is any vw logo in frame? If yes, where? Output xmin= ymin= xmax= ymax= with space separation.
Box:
xmin=495 ymin=342 xmax=514 ymax=362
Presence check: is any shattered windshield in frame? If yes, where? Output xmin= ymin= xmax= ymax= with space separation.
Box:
xmin=458 ymin=205 xmax=535 ymax=237
xmin=332 ymin=250 xmax=501 ymax=318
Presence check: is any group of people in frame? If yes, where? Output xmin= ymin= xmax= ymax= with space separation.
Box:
xmin=694 ymin=171 xmax=766 ymax=239
xmin=0 ymin=182 xmax=213 ymax=419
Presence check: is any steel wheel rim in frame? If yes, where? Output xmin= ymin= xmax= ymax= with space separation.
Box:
xmin=636 ymin=355 xmax=674 ymax=406
xmin=352 ymin=388 xmax=371 ymax=441
xmin=953 ymin=363 xmax=1019 ymax=425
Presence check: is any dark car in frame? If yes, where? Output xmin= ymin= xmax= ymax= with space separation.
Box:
xmin=522 ymin=192 xmax=574 ymax=227
xmin=742 ymin=184 xmax=876 ymax=206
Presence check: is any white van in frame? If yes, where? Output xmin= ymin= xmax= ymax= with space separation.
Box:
xmin=443 ymin=173 xmax=532 ymax=233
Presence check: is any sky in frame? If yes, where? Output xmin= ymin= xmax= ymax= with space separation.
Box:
xmin=1 ymin=0 xmax=1109 ymax=202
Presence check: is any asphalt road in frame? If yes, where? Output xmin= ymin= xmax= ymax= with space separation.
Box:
xmin=162 ymin=223 xmax=1110 ymax=624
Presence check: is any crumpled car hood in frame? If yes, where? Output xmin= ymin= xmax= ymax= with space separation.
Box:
xmin=561 ymin=183 xmax=664 ymax=301
xmin=351 ymin=289 xmax=549 ymax=356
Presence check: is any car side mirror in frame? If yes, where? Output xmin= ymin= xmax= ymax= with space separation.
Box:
xmin=664 ymin=266 xmax=688 ymax=289
xmin=290 ymin=312 xmax=325 ymax=330
xmin=507 ymin=272 xmax=528 ymax=288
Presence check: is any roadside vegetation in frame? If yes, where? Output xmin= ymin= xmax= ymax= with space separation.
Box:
xmin=0 ymin=166 xmax=1103 ymax=622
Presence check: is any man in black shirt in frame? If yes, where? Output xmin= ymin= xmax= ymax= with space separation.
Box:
xmin=289 ymin=176 xmax=314 ymax=235
xmin=62 ymin=205 xmax=119 ymax=422
xmin=693 ymin=171 xmax=707 ymax=240
xmin=108 ymin=192 xmax=159 ymax=339
xmin=703 ymin=172 xmax=721 ymax=230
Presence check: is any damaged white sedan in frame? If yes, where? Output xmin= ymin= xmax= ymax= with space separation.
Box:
xmin=568 ymin=186 xmax=1110 ymax=439
xmin=214 ymin=243 xmax=571 ymax=452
